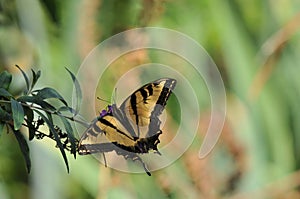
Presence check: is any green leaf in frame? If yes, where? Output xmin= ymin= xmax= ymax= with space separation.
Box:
xmin=18 ymin=95 xmax=57 ymax=111
xmin=0 ymin=106 xmax=12 ymax=121
xmin=30 ymin=69 xmax=41 ymax=91
xmin=45 ymin=111 xmax=53 ymax=124
xmin=13 ymin=129 xmax=31 ymax=173
xmin=17 ymin=95 xmax=35 ymax=103
xmin=17 ymin=95 xmax=35 ymax=102
xmin=59 ymin=115 xmax=77 ymax=158
xmin=23 ymin=107 xmax=35 ymax=140
xmin=34 ymin=109 xmax=69 ymax=172
xmin=57 ymin=106 xmax=77 ymax=114
xmin=66 ymin=68 xmax=82 ymax=116
xmin=0 ymin=88 xmax=12 ymax=98
xmin=38 ymin=100 xmax=57 ymax=111
xmin=11 ymin=99 xmax=24 ymax=130
xmin=35 ymin=87 xmax=68 ymax=106
xmin=0 ymin=70 xmax=12 ymax=90
xmin=15 ymin=65 xmax=30 ymax=94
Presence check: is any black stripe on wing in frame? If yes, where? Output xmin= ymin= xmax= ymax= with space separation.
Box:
xmin=99 ymin=116 xmax=134 ymax=141
xmin=79 ymin=118 xmax=103 ymax=141
xmin=147 ymin=78 xmax=176 ymax=137
xmin=128 ymin=83 xmax=156 ymax=135
xmin=156 ymin=78 xmax=176 ymax=107
xmin=111 ymin=104 xmax=138 ymax=139
xmin=78 ymin=130 xmax=162 ymax=155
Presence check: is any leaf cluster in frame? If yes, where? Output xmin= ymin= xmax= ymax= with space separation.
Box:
xmin=0 ymin=65 xmax=83 ymax=173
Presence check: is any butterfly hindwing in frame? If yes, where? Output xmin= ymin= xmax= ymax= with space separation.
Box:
xmin=78 ymin=110 xmax=137 ymax=154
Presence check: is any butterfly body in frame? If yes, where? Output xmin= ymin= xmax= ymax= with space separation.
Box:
xmin=78 ymin=78 xmax=176 ymax=175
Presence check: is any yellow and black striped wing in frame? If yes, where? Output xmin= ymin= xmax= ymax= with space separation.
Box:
xmin=119 ymin=78 xmax=177 ymax=137
xmin=78 ymin=113 xmax=137 ymax=155
xmin=78 ymin=78 xmax=176 ymax=155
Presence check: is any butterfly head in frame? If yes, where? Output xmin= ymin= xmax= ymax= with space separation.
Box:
xmin=107 ymin=105 xmax=113 ymax=113
xmin=99 ymin=105 xmax=113 ymax=117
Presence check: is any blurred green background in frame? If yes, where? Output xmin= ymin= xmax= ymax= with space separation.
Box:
xmin=1 ymin=0 xmax=300 ymax=198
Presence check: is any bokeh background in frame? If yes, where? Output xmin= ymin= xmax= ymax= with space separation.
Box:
xmin=1 ymin=0 xmax=300 ymax=199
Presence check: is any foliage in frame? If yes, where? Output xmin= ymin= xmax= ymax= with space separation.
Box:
xmin=0 ymin=65 xmax=83 ymax=173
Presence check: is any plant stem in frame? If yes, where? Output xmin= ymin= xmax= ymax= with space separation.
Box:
xmin=0 ymin=99 xmax=89 ymax=127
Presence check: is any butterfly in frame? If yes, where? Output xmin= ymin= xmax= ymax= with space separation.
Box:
xmin=77 ymin=78 xmax=177 ymax=176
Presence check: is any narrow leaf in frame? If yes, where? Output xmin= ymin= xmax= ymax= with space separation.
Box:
xmin=39 ymin=101 xmax=57 ymax=111
xmin=45 ymin=111 xmax=53 ymax=124
xmin=59 ymin=115 xmax=77 ymax=158
xmin=15 ymin=65 xmax=30 ymax=94
xmin=57 ymin=106 xmax=77 ymax=114
xmin=0 ymin=70 xmax=12 ymax=89
xmin=59 ymin=115 xmax=73 ymax=134
xmin=34 ymin=110 xmax=69 ymax=172
xmin=11 ymin=99 xmax=25 ymax=130
xmin=23 ymin=107 xmax=35 ymax=140
xmin=18 ymin=95 xmax=57 ymax=111
xmin=17 ymin=95 xmax=35 ymax=103
xmin=0 ymin=106 xmax=12 ymax=121
xmin=30 ymin=69 xmax=41 ymax=91
xmin=66 ymin=68 xmax=82 ymax=116
xmin=13 ymin=129 xmax=31 ymax=173
xmin=0 ymin=88 xmax=12 ymax=98
xmin=35 ymin=87 xmax=68 ymax=106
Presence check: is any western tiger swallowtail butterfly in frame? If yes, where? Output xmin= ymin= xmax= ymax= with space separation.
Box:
xmin=78 ymin=78 xmax=176 ymax=176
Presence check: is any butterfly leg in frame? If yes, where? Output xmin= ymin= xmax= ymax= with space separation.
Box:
xmin=102 ymin=153 xmax=107 ymax=167
xmin=122 ymin=153 xmax=151 ymax=176
xmin=132 ymin=155 xmax=151 ymax=176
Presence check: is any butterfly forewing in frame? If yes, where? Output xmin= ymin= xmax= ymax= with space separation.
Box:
xmin=120 ymin=78 xmax=176 ymax=137
xmin=98 ymin=114 xmax=136 ymax=145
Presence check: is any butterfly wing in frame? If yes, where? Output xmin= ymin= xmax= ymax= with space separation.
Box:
xmin=78 ymin=112 xmax=137 ymax=155
xmin=78 ymin=78 xmax=176 ymax=154
xmin=77 ymin=78 xmax=176 ymax=175
xmin=119 ymin=78 xmax=177 ymax=138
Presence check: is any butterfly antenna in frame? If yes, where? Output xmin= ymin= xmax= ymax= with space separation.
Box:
xmin=96 ymin=97 xmax=110 ymax=104
xmin=102 ymin=153 xmax=107 ymax=167
xmin=112 ymin=87 xmax=117 ymax=105
xmin=155 ymin=150 xmax=162 ymax=156
xmin=142 ymin=161 xmax=151 ymax=176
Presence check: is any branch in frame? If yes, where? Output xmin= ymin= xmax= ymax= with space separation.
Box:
xmin=0 ymin=99 xmax=89 ymax=127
